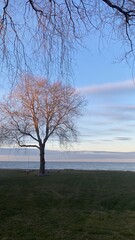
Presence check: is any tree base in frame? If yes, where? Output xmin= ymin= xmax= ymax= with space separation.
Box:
xmin=38 ymin=171 xmax=50 ymax=176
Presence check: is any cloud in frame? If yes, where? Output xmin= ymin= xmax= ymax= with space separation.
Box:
xmin=85 ymin=104 xmax=135 ymax=122
xmin=114 ymin=137 xmax=132 ymax=141
xmin=78 ymin=80 xmax=135 ymax=95
xmin=85 ymin=108 xmax=135 ymax=122
xmin=110 ymin=127 xmax=130 ymax=133
xmin=117 ymin=105 xmax=135 ymax=111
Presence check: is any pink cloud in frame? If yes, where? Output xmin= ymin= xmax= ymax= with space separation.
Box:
xmin=77 ymin=80 xmax=134 ymax=94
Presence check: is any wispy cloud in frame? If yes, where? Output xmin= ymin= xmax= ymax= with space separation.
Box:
xmin=85 ymin=108 xmax=135 ymax=122
xmin=76 ymin=80 xmax=135 ymax=152
xmin=78 ymin=80 xmax=135 ymax=95
xmin=114 ymin=137 xmax=132 ymax=141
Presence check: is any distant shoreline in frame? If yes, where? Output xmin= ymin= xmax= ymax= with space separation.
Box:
xmin=0 ymin=169 xmax=127 ymax=175
xmin=1 ymin=147 xmax=135 ymax=162
xmin=0 ymin=169 xmax=135 ymax=175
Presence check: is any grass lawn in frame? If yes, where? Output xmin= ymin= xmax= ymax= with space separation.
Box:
xmin=1 ymin=170 xmax=135 ymax=239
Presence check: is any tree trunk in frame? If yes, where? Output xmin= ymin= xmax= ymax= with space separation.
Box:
xmin=39 ymin=145 xmax=45 ymax=176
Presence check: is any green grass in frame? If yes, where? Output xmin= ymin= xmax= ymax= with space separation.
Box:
xmin=1 ymin=170 xmax=135 ymax=239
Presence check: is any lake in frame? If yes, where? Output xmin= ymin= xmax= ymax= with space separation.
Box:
xmin=1 ymin=161 xmax=135 ymax=172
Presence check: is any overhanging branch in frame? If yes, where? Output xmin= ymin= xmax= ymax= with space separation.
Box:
xmin=18 ymin=143 xmax=40 ymax=149
xmin=102 ymin=0 xmax=135 ymax=23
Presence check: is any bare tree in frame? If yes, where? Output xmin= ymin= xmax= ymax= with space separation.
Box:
xmin=0 ymin=1 xmax=135 ymax=80
xmin=0 ymin=75 xmax=86 ymax=175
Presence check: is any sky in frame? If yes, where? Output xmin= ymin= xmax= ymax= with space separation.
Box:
xmin=74 ymin=36 xmax=135 ymax=153
xmin=1 ymin=11 xmax=135 ymax=157
xmin=0 ymin=3 xmax=135 ymax=165
xmin=46 ymin=31 xmax=135 ymax=153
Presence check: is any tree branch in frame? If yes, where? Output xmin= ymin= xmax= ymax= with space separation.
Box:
xmin=28 ymin=0 xmax=43 ymax=15
xmin=18 ymin=142 xmax=40 ymax=149
xmin=102 ymin=0 xmax=135 ymax=23
xmin=10 ymin=114 xmax=39 ymax=142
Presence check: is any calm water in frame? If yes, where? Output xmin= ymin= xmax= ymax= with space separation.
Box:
xmin=1 ymin=161 xmax=135 ymax=171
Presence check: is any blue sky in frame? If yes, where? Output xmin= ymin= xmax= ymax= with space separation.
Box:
xmin=1 ymin=22 xmax=135 ymax=155
xmin=47 ymin=32 xmax=135 ymax=153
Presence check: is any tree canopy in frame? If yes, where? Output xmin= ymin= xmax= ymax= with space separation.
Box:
xmin=0 ymin=1 xmax=135 ymax=79
xmin=0 ymin=75 xmax=85 ymax=174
